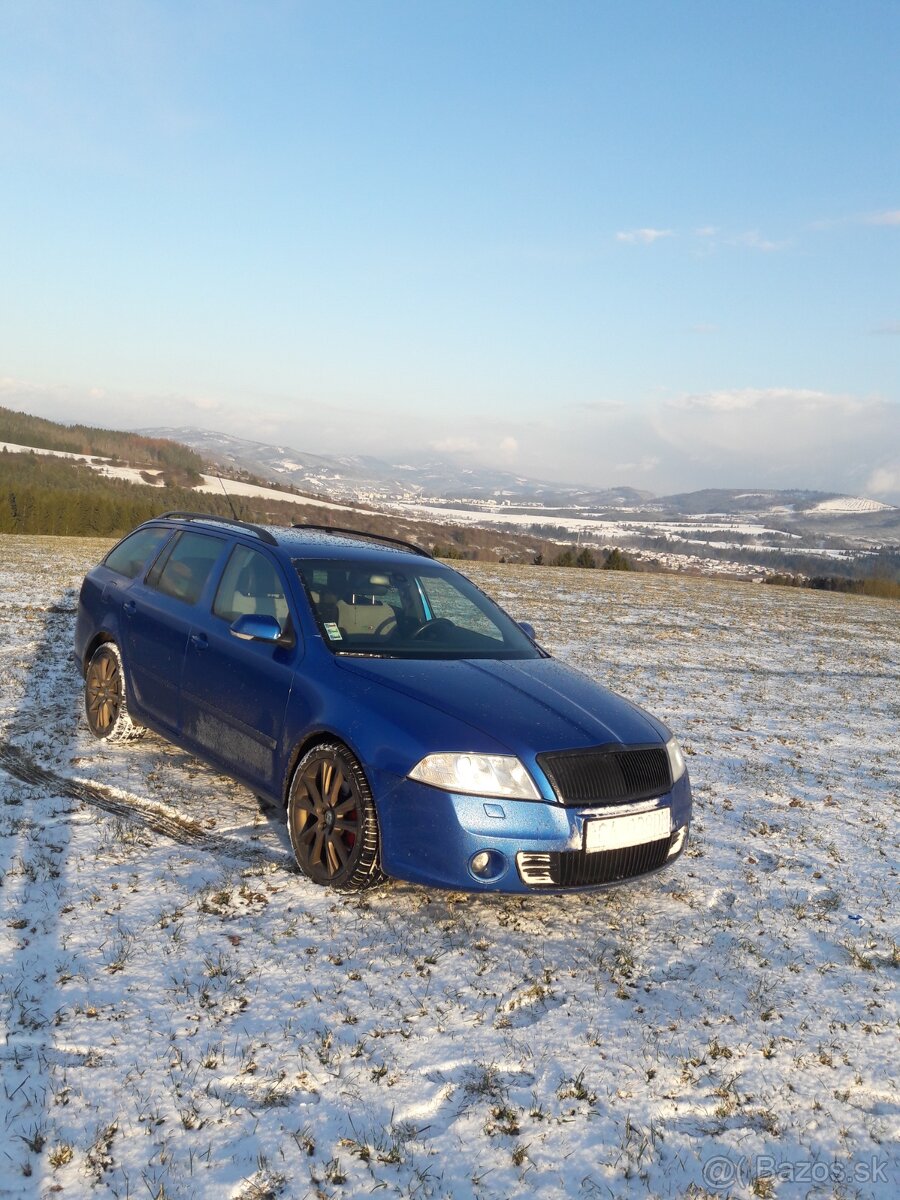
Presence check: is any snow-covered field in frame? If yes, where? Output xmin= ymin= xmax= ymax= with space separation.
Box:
xmin=192 ymin=476 xmax=367 ymax=515
xmin=1 ymin=536 xmax=897 ymax=1200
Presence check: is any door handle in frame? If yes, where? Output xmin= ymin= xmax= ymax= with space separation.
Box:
xmin=190 ymin=632 xmax=209 ymax=650
xmin=123 ymin=599 xmax=137 ymax=615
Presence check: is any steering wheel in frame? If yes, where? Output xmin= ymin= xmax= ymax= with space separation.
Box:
xmin=409 ymin=617 xmax=456 ymax=641
xmin=371 ymin=614 xmax=398 ymax=637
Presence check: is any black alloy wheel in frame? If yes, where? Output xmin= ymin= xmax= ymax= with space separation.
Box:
xmin=287 ymin=743 xmax=383 ymax=890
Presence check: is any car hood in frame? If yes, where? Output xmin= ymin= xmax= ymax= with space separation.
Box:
xmin=333 ymin=655 xmax=666 ymax=756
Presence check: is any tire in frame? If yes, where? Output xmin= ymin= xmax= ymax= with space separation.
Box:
xmin=84 ymin=642 xmax=146 ymax=742
xmin=287 ymin=742 xmax=384 ymax=890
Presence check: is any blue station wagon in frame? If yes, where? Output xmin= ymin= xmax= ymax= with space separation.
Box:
xmin=74 ymin=513 xmax=692 ymax=892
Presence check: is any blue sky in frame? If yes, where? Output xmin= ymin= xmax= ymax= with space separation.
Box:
xmin=1 ymin=0 xmax=898 ymax=499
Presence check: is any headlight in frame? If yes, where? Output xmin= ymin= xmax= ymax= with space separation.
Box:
xmin=408 ymin=753 xmax=541 ymax=800
xmin=666 ymin=736 xmax=686 ymax=783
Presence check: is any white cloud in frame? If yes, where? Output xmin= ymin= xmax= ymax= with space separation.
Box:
xmin=653 ymin=387 xmax=900 ymax=500
xmin=615 ymin=455 xmax=660 ymax=474
xmin=498 ymin=435 xmax=519 ymax=459
xmin=670 ymin=387 xmax=845 ymax=414
xmin=0 ymin=376 xmax=266 ymax=437
xmin=865 ymin=466 xmax=900 ymax=496
xmin=811 ymin=208 xmax=900 ymax=231
xmin=732 ymin=230 xmax=789 ymax=252
xmin=429 ymin=436 xmax=479 ymax=456
xmin=570 ymin=400 xmax=627 ymax=415
xmin=615 ymin=228 xmax=673 ymax=245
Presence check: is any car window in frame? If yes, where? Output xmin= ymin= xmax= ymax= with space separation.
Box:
xmin=104 ymin=527 xmax=171 ymax=580
xmin=295 ymin=558 xmax=539 ymax=659
xmin=419 ymin=575 xmax=504 ymax=642
xmin=147 ymin=531 xmax=225 ymax=606
xmin=213 ymin=544 xmax=289 ymax=625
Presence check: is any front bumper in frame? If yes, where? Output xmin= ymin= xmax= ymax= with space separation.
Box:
xmin=374 ymin=769 xmax=692 ymax=893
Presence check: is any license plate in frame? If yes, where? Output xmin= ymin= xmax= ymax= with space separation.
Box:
xmin=584 ymin=807 xmax=671 ymax=853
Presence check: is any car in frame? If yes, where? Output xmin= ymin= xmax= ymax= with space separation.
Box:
xmin=74 ymin=512 xmax=692 ymax=893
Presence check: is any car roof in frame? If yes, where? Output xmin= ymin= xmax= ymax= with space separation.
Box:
xmin=144 ymin=513 xmax=435 ymax=568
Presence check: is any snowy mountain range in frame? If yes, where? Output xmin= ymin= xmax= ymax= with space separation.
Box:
xmin=139 ymin=427 xmax=896 ymax=523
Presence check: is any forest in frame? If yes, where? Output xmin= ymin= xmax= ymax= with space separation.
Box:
xmin=0 ymin=449 xmax=565 ymax=563
xmin=0 ymin=405 xmax=204 ymax=480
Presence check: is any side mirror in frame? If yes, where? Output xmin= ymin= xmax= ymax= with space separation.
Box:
xmin=230 ymin=613 xmax=283 ymax=643
xmin=518 ymin=621 xmax=537 ymax=641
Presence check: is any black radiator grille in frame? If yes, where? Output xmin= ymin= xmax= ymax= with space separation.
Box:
xmin=517 ymin=836 xmax=671 ymax=888
xmin=537 ymin=745 xmax=671 ymax=806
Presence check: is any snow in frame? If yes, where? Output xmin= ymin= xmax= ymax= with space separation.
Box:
xmin=0 ymin=441 xmax=169 ymax=487
xmin=0 ymin=441 xmax=100 ymax=464
xmin=193 ymin=475 xmax=367 ymax=513
xmin=809 ymin=497 xmax=894 ymax=514
xmin=1 ymin=536 xmax=898 ymax=1198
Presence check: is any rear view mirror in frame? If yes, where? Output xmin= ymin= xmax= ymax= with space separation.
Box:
xmin=518 ymin=621 xmax=537 ymax=641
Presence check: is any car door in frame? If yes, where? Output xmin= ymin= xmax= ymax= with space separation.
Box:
xmin=179 ymin=542 xmax=299 ymax=793
xmin=121 ymin=530 xmax=228 ymax=731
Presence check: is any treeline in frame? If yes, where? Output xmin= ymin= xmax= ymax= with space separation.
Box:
xmin=0 ymin=405 xmax=204 ymax=479
xmin=636 ymin=532 xmax=900 ymax=583
xmin=531 ymin=546 xmax=632 ymax=570
xmin=0 ymin=451 xmax=564 ymax=562
xmin=764 ymin=573 xmax=900 ymax=600
xmin=0 ymin=453 xmax=234 ymax=536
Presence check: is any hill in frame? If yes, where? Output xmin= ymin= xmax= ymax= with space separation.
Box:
xmin=139 ymin=425 xmax=654 ymax=507
xmin=0 ymin=405 xmax=204 ymax=482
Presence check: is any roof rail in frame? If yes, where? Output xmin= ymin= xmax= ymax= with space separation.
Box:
xmin=157 ymin=511 xmax=278 ymax=546
xmin=291 ymin=524 xmax=433 ymax=558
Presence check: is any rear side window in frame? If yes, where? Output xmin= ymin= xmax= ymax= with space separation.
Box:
xmin=104 ymin=527 xmax=171 ymax=580
xmin=147 ymin=531 xmax=225 ymax=606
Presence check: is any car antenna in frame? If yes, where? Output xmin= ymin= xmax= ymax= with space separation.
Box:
xmin=216 ymin=473 xmax=242 ymax=522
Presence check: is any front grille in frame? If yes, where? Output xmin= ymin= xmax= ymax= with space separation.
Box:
xmin=537 ymin=745 xmax=670 ymax=806
xmin=518 ymin=836 xmax=671 ymax=888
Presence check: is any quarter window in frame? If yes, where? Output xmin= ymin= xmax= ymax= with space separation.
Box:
xmin=104 ymin=527 xmax=171 ymax=580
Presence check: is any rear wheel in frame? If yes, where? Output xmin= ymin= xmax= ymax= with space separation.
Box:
xmin=287 ymin=743 xmax=384 ymax=890
xmin=84 ymin=642 xmax=145 ymax=742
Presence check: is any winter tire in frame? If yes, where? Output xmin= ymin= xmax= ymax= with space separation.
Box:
xmin=84 ymin=642 xmax=146 ymax=742
xmin=287 ymin=742 xmax=384 ymax=890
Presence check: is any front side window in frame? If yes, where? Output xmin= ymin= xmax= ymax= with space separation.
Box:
xmin=147 ymin=531 xmax=225 ymax=606
xmin=213 ymin=545 xmax=289 ymax=625
xmin=295 ymin=558 xmax=539 ymax=659
xmin=104 ymin=527 xmax=171 ymax=580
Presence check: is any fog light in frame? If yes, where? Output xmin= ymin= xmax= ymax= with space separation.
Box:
xmin=471 ymin=851 xmax=492 ymax=875
xmin=468 ymin=849 xmax=507 ymax=882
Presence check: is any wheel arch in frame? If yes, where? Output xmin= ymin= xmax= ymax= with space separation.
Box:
xmin=83 ymin=629 xmax=116 ymax=672
xmin=282 ymin=728 xmax=367 ymax=805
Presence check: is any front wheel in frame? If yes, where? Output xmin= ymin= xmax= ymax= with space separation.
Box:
xmin=287 ymin=743 xmax=384 ymax=890
xmin=84 ymin=642 xmax=145 ymax=742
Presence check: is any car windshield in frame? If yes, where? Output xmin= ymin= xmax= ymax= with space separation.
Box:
xmin=294 ymin=558 xmax=541 ymax=659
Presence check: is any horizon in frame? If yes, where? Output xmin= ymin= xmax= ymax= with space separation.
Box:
xmin=2 ymin=403 xmax=896 ymax=507
xmin=1 ymin=1 xmax=898 ymax=502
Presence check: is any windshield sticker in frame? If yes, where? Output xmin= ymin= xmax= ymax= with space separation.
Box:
xmin=324 ymin=622 xmax=342 ymax=641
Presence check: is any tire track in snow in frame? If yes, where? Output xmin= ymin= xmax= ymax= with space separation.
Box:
xmin=0 ymin=739 xmax=295 ymax=871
